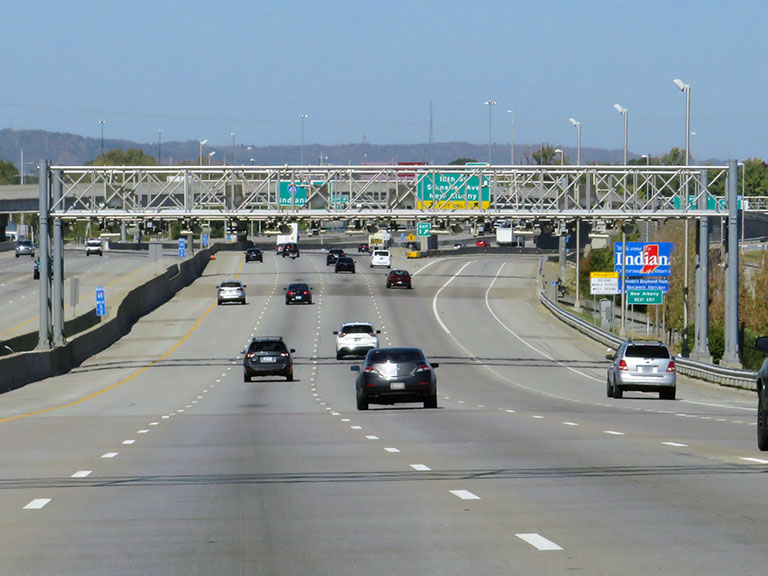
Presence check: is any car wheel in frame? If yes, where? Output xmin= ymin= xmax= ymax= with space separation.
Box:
xmin=660 ymin=388 xmax=676 ymax=400
xmin=336 ymin=352 xmax=343 ymax=360
xmin=386 ymin=282 xmax=391 ymax=288
xmin=86 ymin=252 xmax=89 ymax=257
xmin=613 ymin=386 xmax=623 ymax=399
xmin=758 ymin=392 xmax=768 ymax=451
xmin=424 ymin=393 xmax=438 ymax=409
xmin=606 ymin=378 xmax=614 ymax=398
xmin=286 ymin=370 xmax=294 ymax=382
xmin=15 ymin=254 xmax=19 ymax=258
xmin=244 ymin=372 xmax=252 ymax=382
xmin=356 ymin=393 xmax=369 ymax=411
xmin=217 ymin=300 xmax=222 ymax=305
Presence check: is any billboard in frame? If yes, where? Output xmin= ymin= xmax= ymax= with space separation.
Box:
xmin=614 ymin=242 xmax=673 ymax=276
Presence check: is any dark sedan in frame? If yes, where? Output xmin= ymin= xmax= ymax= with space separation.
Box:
xmin=245 ymin=248 xmax=263 ymax=262
xmin=351 ymin=347 xmax=439 ymax=410
xmin=386 ymin=269 xmax=412 ymax=289
xmin=335 ymin=256 xmax=356 ymax=273
xmin=326 ymin=248 xmax=345 ymax=265
xmin=284 ymin=282 xmax=312 ymax=305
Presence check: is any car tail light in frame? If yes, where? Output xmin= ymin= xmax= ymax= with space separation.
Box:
xmin=667 ymin=360 xmax=676 ymax=372
xmin=246 ymin=352 xmax=255 ymax=359
xmin=363 ymin=366 xmax=376 ymax=373
xmin=415 ymin=363 xmax=431 ymax=373
xmin=280 ymin=352 xmax=290 ymax=358
xmin=287 ymin=291 xmax=293 ymax=296
xmin=369 ymin=332 xmax=376 ymax=336
xmin=304 ymin=291 xmax=311 ymax=296
xmin=618 ymin=359 xmax=628 ymax=371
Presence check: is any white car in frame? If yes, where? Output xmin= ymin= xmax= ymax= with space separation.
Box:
xmin=333 ymin=322 xmax=381 ymax=360
xmin=370 ymin=249 xmax=391 ymax=268
xmin=85 ymin=238 xmax=103 ymax=256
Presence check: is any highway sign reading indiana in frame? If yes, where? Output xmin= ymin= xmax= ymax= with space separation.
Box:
xmin=614 ymin=242 xmax=673 ymax=276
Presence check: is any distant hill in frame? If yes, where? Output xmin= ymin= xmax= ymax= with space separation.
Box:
xmin=0 ymin=127 xmax=635 ymax=167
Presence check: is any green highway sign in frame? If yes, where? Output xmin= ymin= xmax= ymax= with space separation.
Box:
xmin=278 ymin=182 xmax=308 ymax=207
xmin=626 ymin=289 xmax=663 ymax=305
xmin=417 ymin=222 xmax=432 ymax=237
xmin=416 ymin=172 xmax=490 ymax=206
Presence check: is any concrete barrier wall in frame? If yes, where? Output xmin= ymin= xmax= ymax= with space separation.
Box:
xmin=0 ymin=243 xmax=244 ymax=393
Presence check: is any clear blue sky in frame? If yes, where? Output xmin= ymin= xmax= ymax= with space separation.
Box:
xmin=1 ymin=0 xmax=766 ymax=161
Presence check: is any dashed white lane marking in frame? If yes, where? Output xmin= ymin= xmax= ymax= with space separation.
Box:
xmin=351 ymin=425 xmax=362 ymax=430
xmin=365 ymin=435 xmax=379 ymax=440
xmin=341 ymin=418 xmax=351 ymax=422
xmin=562 ymin=422 xmax=579 ymax=426
xmin=162 ymin=415 xmax=170 ymax=419
xmin=410 ymin=464 xmax=431 ymax=471
xmin=505 ymin=409 xmax=515 ymax=413
xmin=122 ymin=440 xmax=136 ymax=445
xmin=149 ymin=422 xmax=159 ymax=426
xmin=662 ymin=442 xmax=688 ymax=447
xmin=604 ymin=430 xmax=625 ymax=436
xmin=24 ymin=499 xmax=52 ymax=510
xmin=384 ymin=447 xmax=400 ymax=453
xmin=516 ymin=533 xmax=564 ymax=551
xmin=532 ymin=415 xmax=544 ymax=419
xmin=101 ymin=452 xmax=119 ymax=458
xmin=450 ymin=490 xmax=481 ymax=500
xmin=137 ymin=430 xmax=149 ymax=434
xmin=71 ymin=471 xmax=92 ymax=478
xmin=741 ymin=457 xmax=768 ymax=464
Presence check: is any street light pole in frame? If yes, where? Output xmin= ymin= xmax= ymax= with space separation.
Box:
xmin=98 ymin=119 xmax=106 ymax=157
xmin=674 ymin=77 xmax=691 ymax=357
xmin=507 ymin=109 xmax=514 ymax=165
xmin=208 ymin=150 xmax=216 ymax=165
xmin=299 ymin=113 xmax=308 ymax=164
xmin=613 ymin=104 xmax=628 ymax=164
xmin=484 ymin=100 xmax=496 ymax=164
xmin=554 ymin=148 xmax=564 ymax=165
xmin=199 ymin=139 xmax=208 ymax=165
xmin=569 ymin=118 xmax=581 ymax=165
xmin=231 ymin=132 xmax=236 ymax=165
xmin=158 ymin=129 xmax=163 ymax=165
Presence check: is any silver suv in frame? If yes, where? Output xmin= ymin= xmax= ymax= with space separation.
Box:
xmin=15 ymin=239 xmax=35 ymax=258
xmin=85 ymin=238 xmax=103 ymax=256
xmin=606 ymin=340 xmax=676 ymax=400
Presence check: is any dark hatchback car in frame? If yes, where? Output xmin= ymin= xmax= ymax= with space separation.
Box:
xmin=245 ymin=248 xmax=263 ymax=262
xmin=351 ymin=347 xmax=439 ymax=410
xmin=335 ymin=256 xmax=356 ymax=273
xmin=755 ymin=336 xmax=768 ymax=450
xmin=358 ymin=243 xmax=369 ymax=253
xmin=386 ymin=269 xmax=412 ymax=289
xmin=326 ymin=248 xmax=345 ymax=265
xmin=242 ymin=337 xmax=295 ymax=381
xmin=284 ymin=282 xmax=312 ymax=305
xmin=282 ymin=242 xmax=300 ymax=258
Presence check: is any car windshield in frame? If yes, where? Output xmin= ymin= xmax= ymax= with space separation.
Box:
xmin=624 ymin=345 xmax=670 ymax=359
xmin=368 ymin=349 xmax=424 ymax=364
xmin=220 ymin=281 xmax=241 ymax=288
xmin=18 ymin=240 xmax=32 ymax=246
xmin=250 ymin=341 xmax=286 ymax=353
xmin=343 ymin=324 xmax=374 ymax=334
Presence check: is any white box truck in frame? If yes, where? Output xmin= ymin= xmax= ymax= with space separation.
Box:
xmin=496 ymin=227 xmax=517 ymax=246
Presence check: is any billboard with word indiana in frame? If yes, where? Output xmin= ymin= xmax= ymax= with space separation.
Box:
xmin=613 ymin=242 xmax=673 ymax=276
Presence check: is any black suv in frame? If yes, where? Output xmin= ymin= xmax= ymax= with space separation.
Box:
xmin=243 ymin=337 xmax=295 ymax=382
xmin=245 ymin=248 xmax=263 ymax=262
xmin=755 ymin=336 xmax=768 ymax=450
xmin=326 ymin=248 xmax=345 ymax=265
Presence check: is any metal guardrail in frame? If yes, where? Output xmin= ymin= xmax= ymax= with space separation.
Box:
xmin=539 ymin=290 xmax=758 ymax=391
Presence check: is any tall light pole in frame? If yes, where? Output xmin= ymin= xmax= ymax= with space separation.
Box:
xmin=98 ymin=119 xmax=106 ymax=157
xmin=157 ymin=129 xmax=163 ymax=165
xmin=507 ymin=109 xmax=514 ymax=165
xmin=613 ymin=104 xmax=628 ymax=164
xmin=569 ymin=118 xmax=581 ymax=165
xmin=484 ymin=100 xmax=496 ymax=164
xmin=231 ymin=132 xmax=236 ymax=165
xmin=199 ymin=139 xmax=208 ymax=165
xmin=554 ymin=148 xmax=564 ymax=165
xmin=208 ymin=150 xmax=216 ymax=165
xmin=299 ymin=113 xmax=308 ymax=164
xmin=673 ymin=77 xmax=691 ymax=357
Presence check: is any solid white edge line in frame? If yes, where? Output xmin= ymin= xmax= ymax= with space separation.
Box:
xmin=432 ymin=261 xmax=475 ymax=335
xmin=515 ymin=533 xmax=564 ymax=551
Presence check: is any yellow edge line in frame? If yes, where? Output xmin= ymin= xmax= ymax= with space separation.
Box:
xmin=0 ymin=252 xmax=240 ymax=424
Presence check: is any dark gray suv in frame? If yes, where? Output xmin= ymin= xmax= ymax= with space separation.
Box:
xmin=606 ymin=340 xmax=676 ymax=400
xmin=242 ymin=337 xmax=295 ymax=382
xmin=755 ymin=336 xmax=768 ymax=450
xmin=15 ymin=240 xmax=35 ymax=258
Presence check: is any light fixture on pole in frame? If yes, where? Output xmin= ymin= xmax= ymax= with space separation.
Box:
xmin=231 ymin=132 xmax=236 ymax=165
xmin=673 ymin=77 xmax=691 ymax=357
xmin=98 ymin=119 xmax=106 ymax=157
xmin=641 ymin=154 xmax=650 ymax=166
xmin=484 ymin=100 xmax=496 ymax=164
xmin=613 ymin=104 xmax=628 ymax=165
xmin=299 ymin=113 xmax=309 ymax=164
xmin=158 ymin=129 xmax=163 ymax=165
xmin=208 ymin=150 xmax=216 ymax=165
xmin=569 ymin=118 xmax=581 ymax=165
xmin=554 ymin=148 xmax=564 ymax=165
xmin=199 ymin=139 xmax=208 ymax=165
xmin=507 ymin=109 xmax=514 ymax=165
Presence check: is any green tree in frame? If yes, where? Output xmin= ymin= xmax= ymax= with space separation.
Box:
xmin=532 ymin=144 xmax=568 ymax=165
xmin=0 ymin=157 xmax=20 ymax=184
xmin=660 ymin=147 xmax=686 ymax=166
xmin=89 ymin=148 xmax=158 ymax=166
xmin=449 ymin=158 xmax=478 ymax=165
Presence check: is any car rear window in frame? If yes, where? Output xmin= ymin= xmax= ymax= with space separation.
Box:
xmin=374 ymin=251 xmax=389 ymax=256
xmin=250 ymin=341 xmax=287 ymax=353
xmin=625 ymin=345 xmax=670 ymax=359
xmin=344 ymin=324 xmax=373 ymax=334
xmin=368 ymin=349 xmax=424 ymax=364
xmin=221 ymin=281 xmax=241 ymax=288
xmin=290 ymin=284 xmax=309 ymax=290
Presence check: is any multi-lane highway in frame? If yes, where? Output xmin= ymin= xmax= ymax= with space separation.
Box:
xmin=0 ymin=248 xmax=764 ymax=575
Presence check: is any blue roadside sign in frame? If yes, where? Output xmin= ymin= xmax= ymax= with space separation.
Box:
xmin=614 ymin=242 xmax=673 ymax=276
xmin=96 ymin=286 xmax=106 ymax=317
xmin=179 ymin=238 xmax=186 ymax=258
xmin=202 ymin=234 xmax=209 ymax=248
xmin=620 ymin=277 xmax=670 ymax=294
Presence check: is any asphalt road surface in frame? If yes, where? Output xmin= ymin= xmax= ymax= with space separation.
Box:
xmin=0 ymin=249 xmax=764 ymax=575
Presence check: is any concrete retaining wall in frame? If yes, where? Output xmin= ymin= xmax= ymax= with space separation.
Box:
xmin=0 ymin=243 xmax=245 ymax=393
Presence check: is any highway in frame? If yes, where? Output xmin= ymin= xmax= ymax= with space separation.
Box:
xmin=0 ymin=249 xmax=765 ymax=575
